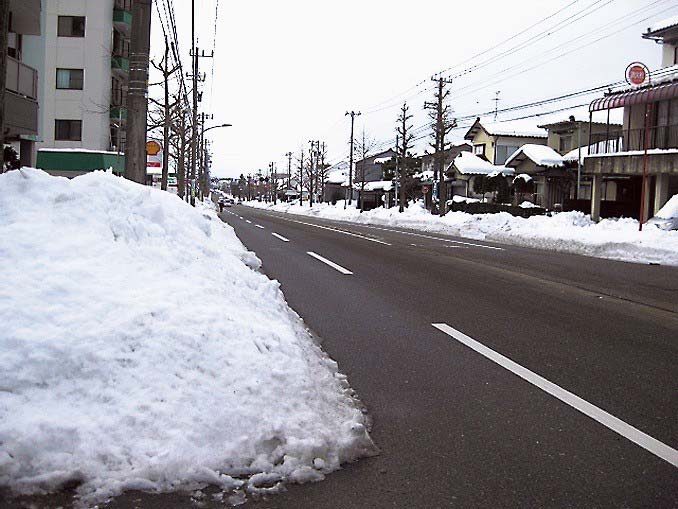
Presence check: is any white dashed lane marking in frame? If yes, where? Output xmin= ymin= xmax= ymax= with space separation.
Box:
xmin=307 ymin=251 xmax=353 ymax=275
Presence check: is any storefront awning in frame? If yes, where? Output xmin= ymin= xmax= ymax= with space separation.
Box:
xmin=589 ymin=80 xmax=678 ymax=112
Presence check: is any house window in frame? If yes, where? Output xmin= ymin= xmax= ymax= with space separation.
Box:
xmin=55 ymin=120 xmax=82 ymax=141
xmin=57 ymin=16 xmax=86 ymax=37
xmin=474 ymin=144 xmax=485 ymax=156
xmin=559 ymin=136 xmax=571 ymax=152
xmin=495 ymin=144 xmax=520 ymax=165
xmin=56 ymin=68 xmax=84 ymax=90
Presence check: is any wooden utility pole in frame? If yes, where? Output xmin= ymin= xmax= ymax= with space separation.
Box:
xmin=124 ymin=0 xmax=153 ymax=184
xmin=319 ymin=142 xmax=327 ymax=203
xmin=345 ymin=110 xmax=361 ymax=207
xmin=297 ymin=149 xmax=305 ymax=203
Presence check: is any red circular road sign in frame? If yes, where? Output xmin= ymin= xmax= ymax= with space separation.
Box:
xmin=422 ymin=185 xmax=430 ymax=194
xmin=625 ymin=62 xmax=649 ymax=86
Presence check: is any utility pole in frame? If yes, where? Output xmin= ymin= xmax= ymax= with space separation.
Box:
xmin=319 ymin=142 xmax=326 ymax=203
xmin=394 ymin=135 xmax=399 ymax=209
xmin=493 ymin=91 xmax=501 ymax=121
xmin=0 ymin=0 xmax=9 ymax=168
xmin=345 ymin=110 xmax=361 ymax=208
xmin=297 ymin=149 xmax=305 ymax=204
xmin=124 ymin=0 xmax=153 ymax=184
xmin=285 ymin=151 xmax=293 ymax=201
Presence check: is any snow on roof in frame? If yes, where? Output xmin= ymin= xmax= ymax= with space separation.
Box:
xmin=514 ymin=173 xmax=533 ymax=182
xmin=413 ymin=169 xmax=435 ymax=180
xmin=38 ymin=148 xmax=122 ymax=155
xmin=325 ymin=161 xmax=349 ymax=185
xmin=449 ymin=151 xmax=514 ymax=176
xmin=373 ymin=156 xmax=392 ymax=164
xmin=505 ymin=144 xmax=564 ymax=167
xmin=475 ymin=118 xmax=547 ymax=138
xmin=646 ymin=14 xmax=678 ymax=34
xmin=354 ymin=180 xmax=393 ymax=191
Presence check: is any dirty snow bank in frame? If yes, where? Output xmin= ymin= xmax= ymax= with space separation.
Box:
xmin=244 ymin=200 xmax=678 ymax=266
xmin=0 ymin=169 xmax=375 ymax=505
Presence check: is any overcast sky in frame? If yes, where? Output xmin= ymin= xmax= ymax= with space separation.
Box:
xmin=149 ymin=0 xmax=676 ymax=178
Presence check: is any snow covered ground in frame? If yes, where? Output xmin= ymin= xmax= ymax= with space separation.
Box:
xmin=0 ymin=169 xmax=375 ymax=505
xmin=243 ymin=200 xmax=678 ymax=266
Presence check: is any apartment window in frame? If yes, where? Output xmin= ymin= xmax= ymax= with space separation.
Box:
xmin=56 ymin=68 xmax=84 ymax=90
xmin=57 ymin=16 xmax=86 ymax=37
xmin=55 ymin=120 xmax=82 ymax=141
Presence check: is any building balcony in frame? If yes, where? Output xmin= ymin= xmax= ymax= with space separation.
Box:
xmin=113 ymin=6 xmax=132 ymax=35
xmin=111 ymin=55 xmax=129 ymax=74
xmin=5 ymin=55 xmax=38 ymax=136
xmin=110 ymin=106 xmax=127 ymax=121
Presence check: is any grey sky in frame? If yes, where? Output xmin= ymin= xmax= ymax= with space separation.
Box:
xmin=149 ymin=0 xmax=675 ymax=178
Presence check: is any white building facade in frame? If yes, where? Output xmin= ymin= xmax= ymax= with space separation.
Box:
xmin=23 ymin=0 xmax=131 ymax=175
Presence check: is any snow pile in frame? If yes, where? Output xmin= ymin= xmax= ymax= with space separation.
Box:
xmin=655 ymin=194 xmax=678 ymax=219
xmin=244 ymin=200 xmax=678 ymax=265
xmin=0 ymin=169 xmax=375 ymax=504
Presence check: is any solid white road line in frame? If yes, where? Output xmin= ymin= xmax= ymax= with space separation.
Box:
xmin=307 ymin=251 xmax=353 ymax=275
xmin=255 ymin=224 xmax=265 ymax=229
xmin=431 ymin=322 xmax=678 ymax=468
xmin=361 ymin=225 xmax=503 ymax=250
xmin=272 ymin=232 xmax=290 ymax=242
xmin=285 ymin=218 xmax=391 ymax=245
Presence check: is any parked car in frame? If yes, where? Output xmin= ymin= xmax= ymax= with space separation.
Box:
xmin=647 ymin=194 xmax=678 ymax=230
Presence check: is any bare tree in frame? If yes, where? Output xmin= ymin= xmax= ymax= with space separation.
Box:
xmin=396 ymin=102 xmax=415 ymax=213
xmin=355 ymin=129 xmax=377 ymax=212
xmin=425 ymin=77 xmax=457 ymax=215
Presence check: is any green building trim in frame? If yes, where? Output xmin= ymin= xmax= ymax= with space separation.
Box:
xmin=37 ymin=150 xmax=125 ymax=174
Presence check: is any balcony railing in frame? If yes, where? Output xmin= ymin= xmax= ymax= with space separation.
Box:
xmin=588 ymin=125 xmax=678 ymax=155
xmin=6 ymin=56 xmax=38 ymax=100
xmin=114 ymin=0 xmax=132 ymax=11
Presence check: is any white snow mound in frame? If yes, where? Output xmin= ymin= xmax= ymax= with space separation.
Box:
xmin=244 ymin=200 xmax=678 ymax=266
xmin=0 ymin=169 xmax=375 ymax=504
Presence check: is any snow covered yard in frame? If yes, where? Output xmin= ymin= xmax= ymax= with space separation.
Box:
xmin=0 ymin=169 xmax=375 ymax=506
xmin=243 ymin=200 xmax=678 ymax=266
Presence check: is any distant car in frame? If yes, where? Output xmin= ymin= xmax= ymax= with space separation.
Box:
xmin=647 ymin=194 xmax=678 ymax=231
xmin=223 ymin=199 xmax=232 ymax=207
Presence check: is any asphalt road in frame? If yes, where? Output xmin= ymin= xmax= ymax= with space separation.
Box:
xmin=220 ymin=206 xmax=678 ymax=508
xmin=6 ymin=204 xmax=677 ymax=508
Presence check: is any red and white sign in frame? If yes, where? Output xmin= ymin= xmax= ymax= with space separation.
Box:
xmin=422 ymin=185 xmax=430 ymax=194
xmin=625 ymin=62 xmax=649 ymax=86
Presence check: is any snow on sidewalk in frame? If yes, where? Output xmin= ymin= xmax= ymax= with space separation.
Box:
xmin=0 ymin=169 xmax=376 ymax=505
xmin=243 ymin=200 xmax=678 ymax=266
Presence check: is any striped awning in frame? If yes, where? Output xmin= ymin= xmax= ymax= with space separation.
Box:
xmin=589 ymin=80 xmax=678 ymax=112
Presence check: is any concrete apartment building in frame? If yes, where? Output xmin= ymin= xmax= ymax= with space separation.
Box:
xmin=23 ymin=0 xmax=131 ymax=176
xmin=4 ymin=0 xmax=41 ymax=167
